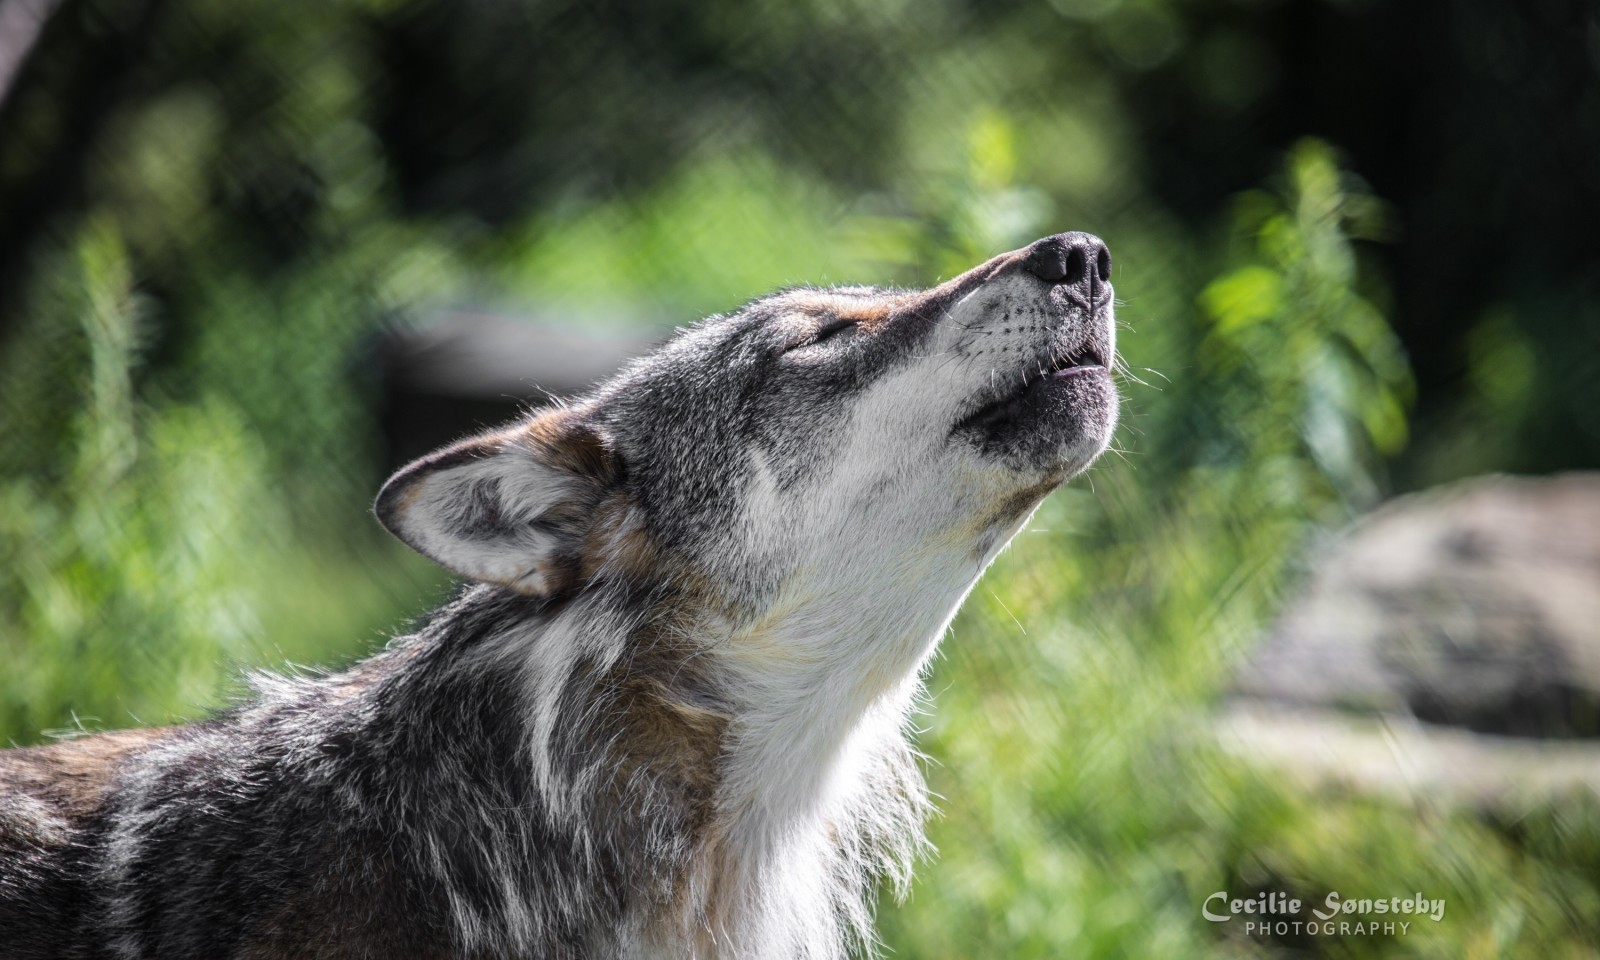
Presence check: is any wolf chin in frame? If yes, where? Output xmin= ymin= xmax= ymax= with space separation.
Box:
xmin=0 ymin=233 xmax=1119 ymax=959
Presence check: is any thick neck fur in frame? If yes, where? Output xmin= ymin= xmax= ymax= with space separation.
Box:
xmin=336 ymin=571 xmax=954 ymax=960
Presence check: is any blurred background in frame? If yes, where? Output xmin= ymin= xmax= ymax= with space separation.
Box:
xmin=2 ymin=0 xmax=1599 ymax=955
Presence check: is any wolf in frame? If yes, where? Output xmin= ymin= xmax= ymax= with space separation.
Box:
xmin=0 ymin=232 xmax=1118 ymax=959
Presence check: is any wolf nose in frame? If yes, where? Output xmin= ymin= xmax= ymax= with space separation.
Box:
xmin=1023 ymin=232 xmax=1112 ymax=308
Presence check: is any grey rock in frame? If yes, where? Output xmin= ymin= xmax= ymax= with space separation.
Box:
xmin=1233 ymin=473 xmax=1600 ymax=738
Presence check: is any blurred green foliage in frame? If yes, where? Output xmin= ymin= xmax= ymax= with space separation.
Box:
xmin=2 ymin=0 xmax=1598 ymax=956
xmin=0 ymin=217 xmax=447 ymax=738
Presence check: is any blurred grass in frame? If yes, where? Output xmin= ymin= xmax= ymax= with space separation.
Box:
xmin=2 ymin=106 xmax=1598 ymax=960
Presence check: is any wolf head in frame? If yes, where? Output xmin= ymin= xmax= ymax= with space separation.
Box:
xmin=376 ymin=233 xmax=1118 ymax=619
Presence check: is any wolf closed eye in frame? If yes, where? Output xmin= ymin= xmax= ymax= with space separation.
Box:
xmin=0 ymin=232 xmax=1119 ymax=960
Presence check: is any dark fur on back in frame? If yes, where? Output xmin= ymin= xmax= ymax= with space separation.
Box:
xmin=1 ymin=584 xmax=724 ymax=959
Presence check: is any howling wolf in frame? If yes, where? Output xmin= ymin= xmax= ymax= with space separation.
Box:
xmin=0 ymin=232 xmax=1118 ymax=959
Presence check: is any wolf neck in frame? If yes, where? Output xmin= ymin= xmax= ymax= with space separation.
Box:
xmin=415 ymin=568 xmax=973 ymax=956
xmin=680 ymin=562 xmax=981 ymax=955
xmin=715 ymin=592 xmax=962 ymax=828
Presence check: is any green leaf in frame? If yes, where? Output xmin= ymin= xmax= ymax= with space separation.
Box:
xmin=1199 ymin=264 xmax=1283 ymax=333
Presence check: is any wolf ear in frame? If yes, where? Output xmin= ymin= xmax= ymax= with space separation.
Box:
xmin=374 ymin=410 xmax=620 ymax=594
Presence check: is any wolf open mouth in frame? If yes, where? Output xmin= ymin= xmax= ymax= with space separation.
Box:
xmin=1048 ymin=340 xmax=1109 ymax=378
xmin=954 ymin=332 xmax=1113 ymax=436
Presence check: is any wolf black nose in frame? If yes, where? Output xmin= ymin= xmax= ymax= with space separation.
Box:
xmin=1023 ymin=232 xmax=1112 ymax=308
